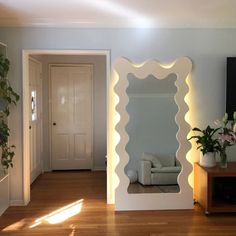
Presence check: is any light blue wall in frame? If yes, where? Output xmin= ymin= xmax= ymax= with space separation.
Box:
xmin=1 ymin=27 xmax=236 ymax=202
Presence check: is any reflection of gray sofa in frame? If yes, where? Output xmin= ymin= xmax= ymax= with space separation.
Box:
xmin=138 ymin=152 xmax=181 ymax=185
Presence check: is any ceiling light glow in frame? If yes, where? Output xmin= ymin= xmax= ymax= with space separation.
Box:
xmin=84 ymin=0 xmax=152 ymax=27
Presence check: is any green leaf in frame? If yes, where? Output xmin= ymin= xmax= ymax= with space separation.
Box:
xmin=0 ymin=54 xmax=19 ymax=170
xmin=192 ymin=127 xmax=202 ymax=132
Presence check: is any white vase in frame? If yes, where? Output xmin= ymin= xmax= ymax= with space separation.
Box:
xmin=199 ymin=152 xmax=216 ymax=168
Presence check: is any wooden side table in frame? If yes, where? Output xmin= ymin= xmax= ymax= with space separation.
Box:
xmin=194 ymin=162 xmax=236 ymax=214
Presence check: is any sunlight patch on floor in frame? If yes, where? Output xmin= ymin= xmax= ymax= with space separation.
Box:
xmin=29 ymin=199 xmax=84 ymax=228
xmin=2 ymin=219 xmax=27 ymax=232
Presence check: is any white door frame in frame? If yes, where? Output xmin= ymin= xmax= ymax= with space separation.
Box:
xmin=22 ymin=50 xmax=111 ymax=205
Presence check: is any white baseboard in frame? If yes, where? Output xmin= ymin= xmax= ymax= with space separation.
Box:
xmin=10 ymin=199 xmax=25 ymax=206
xmin=93 ymin=167 xmax=106 ymax=171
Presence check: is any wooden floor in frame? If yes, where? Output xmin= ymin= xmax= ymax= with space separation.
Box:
xmin=128 ymin=182 xmax=180 ymax=193
xmin=1 ymin=171 xmax=236 ymax=236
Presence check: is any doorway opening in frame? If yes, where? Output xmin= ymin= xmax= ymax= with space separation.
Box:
xmin=22 ymin=50 xmax=110 ymax=205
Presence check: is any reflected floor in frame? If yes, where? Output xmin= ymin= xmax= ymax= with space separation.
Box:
xmin=128 ymin=182 xmax=180 ymax=194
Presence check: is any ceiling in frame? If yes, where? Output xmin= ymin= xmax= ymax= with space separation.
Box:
xmin=0 ymin=0 xmax=236 ymax=28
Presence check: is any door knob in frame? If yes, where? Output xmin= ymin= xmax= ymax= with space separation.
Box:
xmin=53 ymin=122 xmax=56 ymax=126
xmin=29 ymin=125 xmax=31 ymax=130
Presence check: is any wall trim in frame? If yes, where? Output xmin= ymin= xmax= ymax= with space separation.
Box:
xmin=10 ymin=200 xmax=25 ymax=206
xmin=93 ymin=167 xmax=106 ymax=171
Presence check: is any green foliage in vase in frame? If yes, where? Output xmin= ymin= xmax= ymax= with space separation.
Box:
xmin=0 ymin=53 xmax=20 ymax=170
xmin=188 ymin=125 xmax=221 ymax=155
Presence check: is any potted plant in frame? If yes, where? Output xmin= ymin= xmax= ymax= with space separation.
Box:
xmin=0 ymin=54 xmax=19 ymax=173
xmin=188 ymin=125 xmax=221 ymax=167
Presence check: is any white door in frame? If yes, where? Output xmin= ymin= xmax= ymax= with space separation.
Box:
xmin=50 ymin=65 xmax=93 ymax=170
xmin=29 ymin=58 xmax=43 ymax=184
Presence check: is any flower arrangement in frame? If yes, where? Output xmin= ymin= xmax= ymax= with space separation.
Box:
xmin=215 ymin=112 xmax=236 ymax=167
xmin=189 ymin=112 xmax=236 ymax=168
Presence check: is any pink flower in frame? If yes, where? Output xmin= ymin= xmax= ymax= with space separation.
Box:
xmin=231 ymin=132 xmax=236 ymax=141
xmin=219 ymin=133 xmax=235 ymax=143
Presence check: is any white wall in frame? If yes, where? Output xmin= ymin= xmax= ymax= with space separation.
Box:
xmin=0 ymin=28 xmax=236 ymax=203
xmin=35 ymin=55 xmax=107 ymax=171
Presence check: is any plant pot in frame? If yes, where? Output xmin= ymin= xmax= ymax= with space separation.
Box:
xmin=199 ymin=152 xmax=216 ymax=168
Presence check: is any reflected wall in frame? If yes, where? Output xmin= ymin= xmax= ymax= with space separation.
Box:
xmin=125 ymin=74 xmax=178 ymax=172
xmin=125 ymin=74 xmax=180 ymax=194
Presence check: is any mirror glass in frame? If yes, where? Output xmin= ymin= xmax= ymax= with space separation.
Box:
xmin=125 ymin=73 xmax=181 ymax=194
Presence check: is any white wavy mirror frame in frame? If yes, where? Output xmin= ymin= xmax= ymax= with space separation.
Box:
xmin=113 ymin=57 xmax=193 ymax=210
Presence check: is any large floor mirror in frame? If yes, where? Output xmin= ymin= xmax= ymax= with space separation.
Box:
xmin=113 ymin=57 xmax=193 ymax=210
xmin=125 ymin=73 xmax=180 ymax=194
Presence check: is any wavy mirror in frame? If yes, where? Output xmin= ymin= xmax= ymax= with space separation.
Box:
xmin=113 ymin=57 xmax=193 ymax=210
xmin=125 ymin=73 xmax=180 ymax=194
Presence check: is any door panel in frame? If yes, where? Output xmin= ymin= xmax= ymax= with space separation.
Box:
xmin=53 ymin=134 xmax=70 ymax=160
xmin=29 ymin=58 xmax=43 ymax=184
xmin=51 ymin=65 xmax=93 ymax=170
xmin=51 ymin=69 xmax=72 ymax=130
xmin=74 ymin=134 xmax=86 ymax=160
xmin=30 ymin=125 xmax=36 ymax=172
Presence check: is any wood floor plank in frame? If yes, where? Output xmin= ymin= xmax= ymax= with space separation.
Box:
xmin=0 ymin=171 xmax=236 ymax=235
